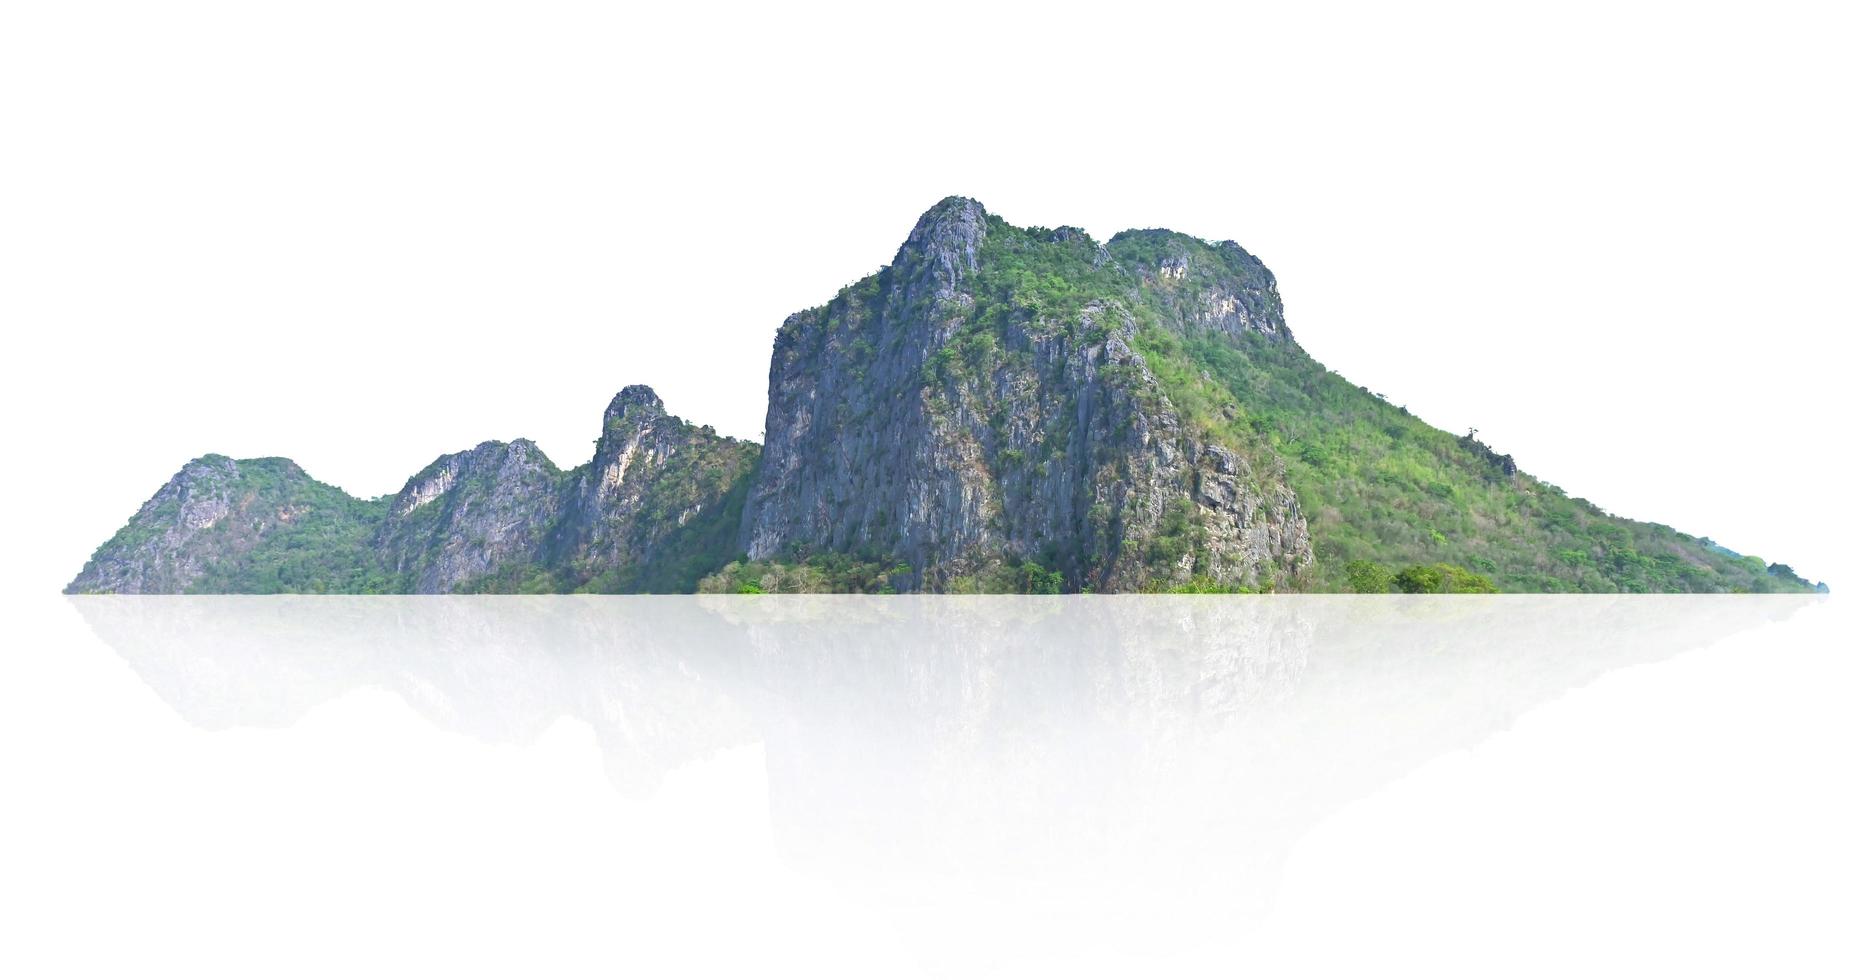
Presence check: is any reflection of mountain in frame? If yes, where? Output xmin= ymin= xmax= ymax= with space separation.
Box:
xmin=70 ymin=595 xmax=1811 ymax=935
xmin=70 ymin=597 xmax=757 ymax=797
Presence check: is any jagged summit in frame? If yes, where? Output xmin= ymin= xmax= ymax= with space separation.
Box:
xmin=908 ymin=195 xmax=987 ymax=232
xmin=604 ymin=384 xmax=666 ymax=419
xmin=69 ymin=199 xmax=1819 ymax=594
xmin=740 ymin=197 xmax=1314 ymax=592
xmin=894 ymin=196 xmax=987 ymax=295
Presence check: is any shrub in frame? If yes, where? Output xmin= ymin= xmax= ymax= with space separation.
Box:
xmin=1395 ymin=563 xmax=1499 ymax=594
xmin=1345 ymin=559 xmax=1393 ymax=594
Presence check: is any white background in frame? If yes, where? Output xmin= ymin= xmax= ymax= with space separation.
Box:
xmin=2 ymin=6 xmax=1865 ymax=976
xmin=2 ymin=0 xmax=1863 ymax=595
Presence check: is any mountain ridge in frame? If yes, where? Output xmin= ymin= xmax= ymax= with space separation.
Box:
xmin=67 ymin=197 xmax=1822 ymax=594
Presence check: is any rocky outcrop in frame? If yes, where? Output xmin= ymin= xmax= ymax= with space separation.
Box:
xmin=67 ymin=455 xmax=252 ymax=594
xmin=1109 ymin=229 xmax=1291 ymax=341
xmin=69 ymin=387 xmax=757 ymax=594
xmin=739 ymin=197 xmax=1313 ymax=591
xmin=67 ymin=455 xmax=384 ymax=594
xmin=375 ymin=439 xmax=562 ymax=592
xmin=551 ymin=386 xmax=760 ymax=592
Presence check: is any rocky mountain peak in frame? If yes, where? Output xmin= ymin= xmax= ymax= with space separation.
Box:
xmin=68 ymin=454 xmax=383 ymax=594
xmin=385 ymin=440 xmax=553 ymax=518
xmin=896 ymin=196 xmax=987 ymax=292
xmin=741 ymin=198 xmax=1316 ymax=592
xmin=376 ymin=439 xmax=562 ymax=591
xmin=604 ymin=384 xmax=666 ymax=424
xmin=595 ymin=385 xmax=678 ymax=469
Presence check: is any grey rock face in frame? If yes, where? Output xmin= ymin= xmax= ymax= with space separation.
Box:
xmin=740 ymin=197 xmax=1313 ymax=591
xmin=67 ymin=455 xmax=384 ymax=594
xmin=552 ymin=386 xmax=760 ymax=591
xmin=70 ymin=387 xmax=757 ymax=594
xmin=375 ymin=439 xmax=562 ymax=593
xmin=1110 ymin=230 xmax=1291 ymax=341
xmin=67 ymin=456 xmax=250 ymax=594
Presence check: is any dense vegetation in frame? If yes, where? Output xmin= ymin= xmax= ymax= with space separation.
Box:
xmin=815 ymin=210 xmax=1816 ymax=593
xmin=697 ymin=555 xmax=1068 ymax=594
xmin=104 ymin=456 xmax=400 ymax=594
xmin=1128 ymin=318 xmax=1809 ymax=593
xmin=186 ymin=466 xmax=393 ymax=593
xmin=556 ymin=440 xmax=761 ymax=594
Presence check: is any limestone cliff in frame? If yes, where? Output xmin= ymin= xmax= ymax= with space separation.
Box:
xmin=67 ymin=456 xmax=385 ymax=594
xmin=551 ymin=386 xmax=759 ymax=592
xmin=739 ymin=197 xmax=1313 ymax=591
xmin=68 ymin=388 xmax=755 ymax=593
xmin=375 ymin=439 xmax=562 ymax=592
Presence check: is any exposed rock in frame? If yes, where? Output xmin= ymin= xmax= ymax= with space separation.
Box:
xmin=739 ymin=198 xmax=1312 ymax=591
xmin=1112 ymin=230 xmax=1291 ymax=340
xmin=551 ymin=386 xmax=760 ymax=592
xmin=70 ymin=388 xmax=756 ymax=594
xmin=67 ymin=456 xmax=383 ymax=594
xmin=375 ymin=439 xmax=562 ymax=593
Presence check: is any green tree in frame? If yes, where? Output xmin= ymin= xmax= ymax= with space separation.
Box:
xmin=1395 ymin=563 xmax=1499 ymax=594
xmin=1345 ymin=559 xmax=1393 ymax=594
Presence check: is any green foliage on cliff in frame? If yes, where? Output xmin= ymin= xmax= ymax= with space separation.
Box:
xmin=72 ymin=399 xmax=761 ymax=595
xmin=1089 ymin=231 xmax=1811 ymax=594
xmin=110 ymin=457 xmax=396 ymax=594
xmin=188 ymin=498 xmax=394 ymax=593
xmin=875 ymin=209 xmax=1813 ymax=593
xmin=567 ymin=448 xmax=760 ymax=594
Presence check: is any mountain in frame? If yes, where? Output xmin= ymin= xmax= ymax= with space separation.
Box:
xmin=68 ymin=198 xmax=1820 ymax=594
xmin=68 ymin=389 xmax=757 ymax=594
xmin=737 ymin=198 xmax=1310 ymax=593
xmin=67 ymin=455 xmax=389 ymax=594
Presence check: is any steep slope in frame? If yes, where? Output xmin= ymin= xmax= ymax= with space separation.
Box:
xmin=67 ymin=455 xmax=390 ymax=593
xmin=550 ymin=386 xmax=760 ymax=593
xmin=738 ymin=197 xmax=1312 ymax=593
xmin=1096 ymin=231 xmax=1817 ymax=592
xmin=735 ymin=198 xmax=1815 ymax=594
xmin=375 ymin=439 xmax=563 ymax=592
xmin=68 ymin=387 xmax=757 ymax=594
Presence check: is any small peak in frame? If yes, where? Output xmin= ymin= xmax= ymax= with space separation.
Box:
xmin=604 ymin=385 xmax=665 ymax=423
xmin=459 ymin=438 xmax=549 ymax=468
xmin=919 ymin=195 xmax=986 ymax=220
xmin=900 ymin=196 xmax=988 ymax=289
xmin=907 ymin=196 xmax=987 ymax=242
xmin=598 ymin=386 xmax=669 ymax=455
xmin=152 ymin=455 xmax=240 ymax=492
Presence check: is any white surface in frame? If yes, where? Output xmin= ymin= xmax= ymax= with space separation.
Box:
xmin=1 ymin=0 xmax=1862 ymax=596
xmin=2 ymin=595 xmax=1862 ymax=978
